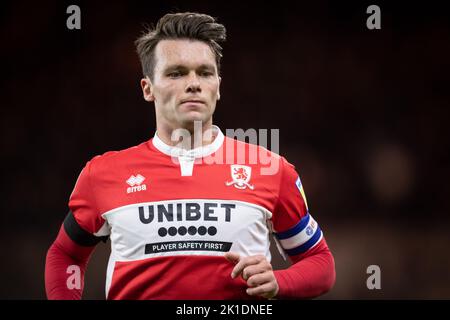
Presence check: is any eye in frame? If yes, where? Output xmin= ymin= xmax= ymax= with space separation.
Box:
xmin=200 ymin=71 xmax=213 ymax=77
xmin=167 ymin=71 xmax=182 ymax=78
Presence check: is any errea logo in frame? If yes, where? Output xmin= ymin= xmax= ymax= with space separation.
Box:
xmin=126 ymin=174 xmax=147 ymax=194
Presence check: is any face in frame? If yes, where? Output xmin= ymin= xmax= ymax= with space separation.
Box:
xmin=141 ymin=39 xmax=221 ymax=131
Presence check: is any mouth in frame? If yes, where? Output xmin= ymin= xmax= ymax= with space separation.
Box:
xmin=180 ymin=99 xmax=206 ymax=105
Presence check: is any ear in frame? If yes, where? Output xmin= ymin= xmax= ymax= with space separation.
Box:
xmin=217 ymin=76 xmax=222 ymax=101
xmin=140 ymin=77 xmax=155 ymax=102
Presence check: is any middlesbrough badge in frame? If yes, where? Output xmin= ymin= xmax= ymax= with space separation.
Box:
xmin=225 ymin=165 xmax=254 ymax=190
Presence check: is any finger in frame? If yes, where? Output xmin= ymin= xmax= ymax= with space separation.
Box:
xmin=231 ymin=256 xmax=265 ymax=279
xmin=242 ymin=264 xmax=266 ymax=281
xmin=246 ymin=272 xmax=273 ymax=287
xmin=224 ymin=252 xmax=240 ymax=264
xmin=246 ymin=282 xmax=278 ymax=298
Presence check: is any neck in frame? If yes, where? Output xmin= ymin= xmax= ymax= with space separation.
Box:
xmin=156 ymin=120 xmax=216 ymax=150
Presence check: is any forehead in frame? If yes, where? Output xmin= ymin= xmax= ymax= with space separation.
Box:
xmin=154 ymin=39 xmax=217 ymax=70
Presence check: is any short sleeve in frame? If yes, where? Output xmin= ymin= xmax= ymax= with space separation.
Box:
xmin=271 ymin=157 xmax=323 ymax=257
xmin=65 ymin=160 xmax=109 ymax=246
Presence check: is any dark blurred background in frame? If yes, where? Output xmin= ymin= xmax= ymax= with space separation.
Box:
xmin=1 ymin=0 xmax=449 ymax=299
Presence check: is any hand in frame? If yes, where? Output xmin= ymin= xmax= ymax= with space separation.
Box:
xmin=224 ymin=252 xmax=279 ymax=299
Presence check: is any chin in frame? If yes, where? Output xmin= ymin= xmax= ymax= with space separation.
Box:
xmin=179 ymin=113 xmax=210 ymax=127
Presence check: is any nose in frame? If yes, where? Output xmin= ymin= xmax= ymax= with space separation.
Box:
xmin=185 ymin=72 xmax=201 ymax=93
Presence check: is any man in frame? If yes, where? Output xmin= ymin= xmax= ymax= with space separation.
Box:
xmin=45 ymin=12 xmax=335 ymax=300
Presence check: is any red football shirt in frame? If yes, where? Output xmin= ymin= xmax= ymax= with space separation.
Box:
xmin=66 ymin=126 xmax=327 ymax=299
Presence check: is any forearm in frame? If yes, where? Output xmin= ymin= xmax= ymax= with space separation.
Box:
xmin=45 ymin=226 xmax=95 ymax=300
xmin=273 ymin=240 xmax=336 ymax=299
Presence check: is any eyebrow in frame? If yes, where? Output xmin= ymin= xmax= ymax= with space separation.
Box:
xmin=164 ymin=64 xmax=216 ymax=72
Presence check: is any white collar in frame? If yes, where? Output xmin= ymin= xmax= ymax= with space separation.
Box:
xmin=152 ymin=125 xmax=224 ymax=159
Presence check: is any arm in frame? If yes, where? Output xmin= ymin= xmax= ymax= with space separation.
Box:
xmin=270 ymin=157 xmax=336 ymax=298
xmin=45 ymin=224 xmax=96 ymax=299
xmin=273 ymin=238 xmax=335 ymax=299
xmin=46 ymin=160 xmax=109 ymax=299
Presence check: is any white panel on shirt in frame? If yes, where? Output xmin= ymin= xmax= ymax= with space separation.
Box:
xmin=102 ymin=199 xmax=273 ymax=263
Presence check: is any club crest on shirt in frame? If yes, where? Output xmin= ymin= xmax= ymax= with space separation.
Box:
xmin=225 ymin=165 xmax=254 ymax=190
